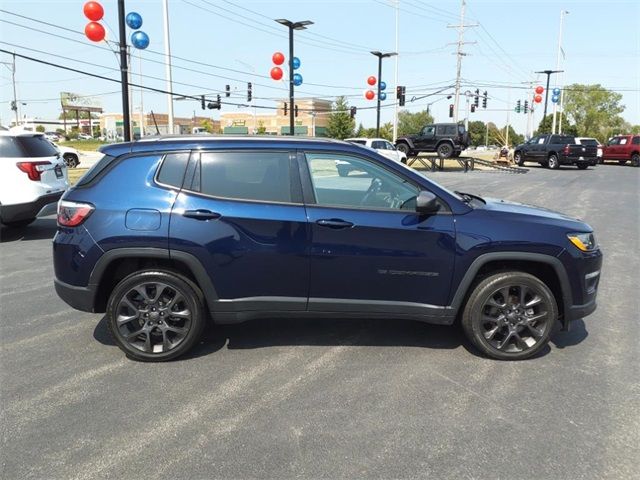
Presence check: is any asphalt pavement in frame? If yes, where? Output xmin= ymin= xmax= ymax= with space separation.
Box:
xmin=1 ymin=163 xmax=639 ymax=479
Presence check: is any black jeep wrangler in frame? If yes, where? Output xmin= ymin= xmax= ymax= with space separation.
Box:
xmin=395 ymin=123 xmax=470 ymax=159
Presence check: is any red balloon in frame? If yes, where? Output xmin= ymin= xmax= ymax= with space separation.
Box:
xmin=365 ymin=90 xmax=375 ymax=100
xmin=367 ymin=76 xmax=377 ymax=86
xmin=534 ymin=94 xmax=543 ymax=103
xmin=270 ymin=66 xmax=283 ymax=81
xmin=535 ymin=86 xmax=544 ymax=94
xmin=272 ymin=52 xmax=285 ymax=66
xmin=85 ymin=21 xmax=106 ymax=42
xmin=83 ymin=1 xmax=104 ymax=21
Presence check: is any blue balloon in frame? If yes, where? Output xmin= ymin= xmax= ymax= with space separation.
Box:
xmin=126 ymin=12 xmax=143 ymax=30
xmin=551 ymin=95 xmax=560 ymax=103
xmin=293 ymin=73 xmax=303 ymax=86
xmin=380 ymin=92 xmax=387 ymax=101
xmin=131 ymin=31 xmax=149 ymax=50
xmin=553 ymin=87 xmax=561 ymax=95
xmin=292 ymin=57 xmax=301 ymax=70
xmin=380 ymin=81 xmax=387 ymax=91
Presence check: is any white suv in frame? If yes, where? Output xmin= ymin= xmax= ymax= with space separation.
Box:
xmin=0 ymin=132 xmax=69 ymax=227
xmin=345 ymin=137 xmax=408 ymax=163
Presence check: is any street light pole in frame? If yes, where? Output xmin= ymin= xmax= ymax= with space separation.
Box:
xmin=276 ymin=19 xmax=313 ymax=136
xmin=552 ymin=10 xmax=569 ymax=134
xmin=371 ymin=51 xmax=397 ymax=137
xmin=117 ymin=0 xmax=131 ymax=141
xmin=535 ymin=69 xmax=563 ymax=124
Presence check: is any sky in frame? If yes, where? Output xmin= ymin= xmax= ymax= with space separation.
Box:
xmin=1 ymin=0 xmax=639 ymax=136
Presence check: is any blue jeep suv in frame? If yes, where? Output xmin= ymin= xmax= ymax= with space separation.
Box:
xmin=53 ymin=136 xmax=602 ymax=361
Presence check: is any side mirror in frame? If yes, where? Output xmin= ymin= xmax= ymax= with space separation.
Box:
xmin=416 ymin=190 xmax=439 ymax=214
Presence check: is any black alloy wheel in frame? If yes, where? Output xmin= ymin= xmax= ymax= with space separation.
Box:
xmin=437 ymin=143 xmax=453 ymax=159
xmin=396 ymin=142 xmax=411 ymax=156
xmin=107 ymin=271 xmax=205 ymax=361
xmin=462 ymin=272 xmax=557 ymax=360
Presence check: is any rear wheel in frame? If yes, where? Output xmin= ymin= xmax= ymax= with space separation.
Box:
xmin=548 ymin=154 xmax=560 ymax=170
xmin=106 ymin=270 xmax=206 ymax=362
xmin=437 ymin=143 xmax=453 ymax=159
xmin=576 ymin=163 xmax=589 ymax=170
xmin=631 ymin=153 xmax=640 ymax=167
xmin=461 ymin=272 xmax=557 ymax=360
xmin=514 ymin=152 xmax=525 ymax=166
xmin=63 ymin=153 xmax=79 ymax=168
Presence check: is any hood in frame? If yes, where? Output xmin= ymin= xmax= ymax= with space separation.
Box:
xmin=482 ymin=197 xmax=590 ymax=229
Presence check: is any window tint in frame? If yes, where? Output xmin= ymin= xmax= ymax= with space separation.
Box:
xmin=633 ymin=137 xmax=640 ymax=145
xmin=0 ymin=135 xmax=57 ymax=158
xmin=578 ymin=139 xmax=598 ymax=146
xmin=371 ymin=140 xmax=386 ymax=149
xmin=348 ymin=140 xmax=367 ymax=145
xmin=156 ymin=152 xmax=189 ymax=188
xmin=439 ymin=125 xmax=457 ymax=136
xmin=385 ymin=141 xmax=395 ymax=150
xmin=75 ymin=154 xmax=116 ymax=186
xmin=198 ymin=151 xmax=292 ymax=203
xmin=422 ymin=126 xmax=435 ymax=136
xmin=305 ymin=153 xmax=419 ymax=211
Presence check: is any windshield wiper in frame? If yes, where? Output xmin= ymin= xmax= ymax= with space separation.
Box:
xmin=455 ymin=191 xmax=485 ymax=204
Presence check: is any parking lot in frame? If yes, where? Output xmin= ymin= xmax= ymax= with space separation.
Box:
xmin=1 ymin=164 xmax=638 ymax=479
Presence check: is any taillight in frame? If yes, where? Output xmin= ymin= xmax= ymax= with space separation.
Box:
xmin=562 ymin=144 xmax=570 ymax=155
xmin=16 ymin=161 xmax=50 ymax=181
xmin=57 ymin=200 xmax=95 ymax=227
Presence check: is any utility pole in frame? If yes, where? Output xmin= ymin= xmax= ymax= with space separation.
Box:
xmin=372 ymin=51 xmax=397 ymax=136
xmin=162 ymin=0 xmax=174 ymax=135
xmin=138 ymin=50 xmax=144 ymax=137
xmin=392 ymin=0 xmax=400 ymax=142
xmin=448 ymin=0 xmax=477 ymax=124
xmin=1 ymin=54 xmax=19 ymax=126
xmin=552 ymin=10 xmax=569 ymax=134
xmin=464 ymin=90 xmax=471 ymax=132
xmin=117 ymin=0 xmax=131 ymax=141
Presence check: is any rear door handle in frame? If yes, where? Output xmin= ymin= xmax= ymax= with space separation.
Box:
xmin=182 ymin=209 xmax=221 ymax=221
xmin=316 ymin=218 xmax=354 ymax=229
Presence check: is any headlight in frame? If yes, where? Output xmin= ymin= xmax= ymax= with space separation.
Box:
xmin=567 ymin=232 xmax=597 ymax=252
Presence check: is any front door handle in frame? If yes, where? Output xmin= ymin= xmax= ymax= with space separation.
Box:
xmin=316 ymin=218 xmax=354 ymax=229
xmin=183 ymin=209 xmax=221 ymax=221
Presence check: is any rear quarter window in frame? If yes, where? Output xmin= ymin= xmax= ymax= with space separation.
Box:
xmin=156 ymin=153 xmax=190 ymax=188
xmin=75 ymin=154 xmax=116 ymax=187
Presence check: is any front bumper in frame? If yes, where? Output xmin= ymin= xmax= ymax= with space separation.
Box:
xmin=1 ymin=191 xmax=64 ymax=223
xmin=560 ymin=249 xmax=603 ymax=328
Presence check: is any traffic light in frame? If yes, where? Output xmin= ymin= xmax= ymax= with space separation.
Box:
xmin=449 ymin=104 xmax=454 ymax=118
xmin=294 ymin=104 xmax=299 ymax=117
xmin=524 ymin=100 xmax=529 ymax=113
xmin=283 ymin=102 xmax=288 ymax=116
xmin=200 ymin=95 xmax=205 ymax=110
xmin=10 ymin=100 xmax=17 ymax=111
xmin=474 ymin=89 xmax=479 ymax=107
xmin=516 ymin=100 xmax=521 ymax=113
xmin=482 ymin=91 xmax=488 ymax=109
xmin=206 ymin=94 xmax=221 ymax=110
xmin=397 ymin=85 xmax=406 ymax=106
xmin=225 ymin=84 xmax=230 ymax=97
xmin=471 ymin=104 xmax=476 ymax=113
xmin=350 ymin=106 xmax=357 ymax=118
xmin=247 ymin=82 xmax=252 ymax=102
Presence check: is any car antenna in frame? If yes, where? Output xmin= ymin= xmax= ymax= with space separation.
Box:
xmin=150 ymin=110 xmax=161 ymax=135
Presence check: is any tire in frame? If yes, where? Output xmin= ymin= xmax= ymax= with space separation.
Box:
xmin=597 ymin=157 xmax=604 ymax=165
xmin=618 ymin=160 xmax=627 ymax=165
xmin=514 ymin=152 xmax=525 ymax=166
xmin=631 ymin=153 xmax=640 ymax=167
xmin=437 ymin=142 xmax=453 ymax=159
xmin=106 ymin=270 xmax=206 ymax=362
xmin=396 ymin=142 xmax=411 ymax=157
xmin=576 ymin=163 xmax=589 ymax=170
xmin=1 ymin=218 xmax=36 ymax=228
xmin=548 ymin=154 xmax=560 ymax=170
xmin=461 ymin=271 xmax=558 ymax=360
xmin=63 ymin=154 xmax=79 ymax=168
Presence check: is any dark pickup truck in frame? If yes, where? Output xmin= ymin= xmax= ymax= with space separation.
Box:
xmin=514 ymin=134 xmax=598 ymax=170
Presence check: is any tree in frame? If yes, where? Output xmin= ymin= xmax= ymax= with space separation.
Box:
xmin=325 ymin=96 xmax=355 ymax=139
xmin=35 ymin=125 xmax=45 ymax=133
xmin=256 ymin=121 xmax=267 ymax=135
xmin=200 ymin=119 xmax=216 ymax=133
xmin=468 ymin=120 xmax=486 ymax=146
xmin=378 ymin=122 xmax=394 ymax=141
xmin=563 ymin=83 xmax=625 ymax=141
xmin=537 ymin=114 xmax=578 ymax=136
xmin=397 ymin=110 xmax=434 ymax=136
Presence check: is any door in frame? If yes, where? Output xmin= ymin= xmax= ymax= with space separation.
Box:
xmin=302 ymin=151 xmax=456 ymax=314
xmin=169 ymin=149 xmax=309 ymax=312
xmin=529 ymin=135 xmax=548 ymax=162
xmin=415 ymin=125 xmax=436 ymax=150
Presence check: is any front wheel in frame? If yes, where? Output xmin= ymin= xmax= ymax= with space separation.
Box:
xmin=631 ymin=153 xmax=640 ymax=167
xmin=106 ymin=270 xmax=206 ymax=362
xmin=461 ymin=272 xmax=558 ymax=360
xmin=437 ymin=143 xmax=453 ymax=159
xmin=514 ymin=152 xmax=525 ymax=166
xmin=396 ymin=142 xmax=411 ymax=157
xmin=548 ymin=154 xmax=560 ymax=169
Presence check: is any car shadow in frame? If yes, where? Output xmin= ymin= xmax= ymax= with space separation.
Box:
xmin=94 ymin=315 xmax=465 ymax=361
xmin=0 ymin=217 xmax=58 ymax=243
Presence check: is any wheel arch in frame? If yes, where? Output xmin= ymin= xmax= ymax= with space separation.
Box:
xmin=90 ymin=248 xmax=218 ymax=314
xmin=450 ymin=252 xmax=572 ymax=329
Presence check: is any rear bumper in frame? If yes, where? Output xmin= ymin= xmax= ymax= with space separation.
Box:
xmin=54 ymin=278 xmax=96 ymax=313
xmin=559 ymin=155 xmax=598 ymax=165
xmin=1 ymin=191 xmax=64 ymax=223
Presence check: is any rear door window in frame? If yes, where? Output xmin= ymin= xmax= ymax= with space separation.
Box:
xmin=0 ymin=135 xmax=58 ymax=158
xmin=371 ymin=140 xmax=386 ymax=149
xmin=633 ymin=137 xmax=640 ymax=145
xmin=195 ymin=151 xmax=294 ymax=203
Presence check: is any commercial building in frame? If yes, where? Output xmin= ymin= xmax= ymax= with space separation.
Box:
xmin=99 ymin=113 xmax=220 ymax=140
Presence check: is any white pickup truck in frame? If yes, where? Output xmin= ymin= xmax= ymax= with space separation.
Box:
xmin=0 ymin=131 xmax=69 ymax=227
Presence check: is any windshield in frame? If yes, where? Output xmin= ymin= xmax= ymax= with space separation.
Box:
xmin=579 ymin=139 xmax=598 ymax=146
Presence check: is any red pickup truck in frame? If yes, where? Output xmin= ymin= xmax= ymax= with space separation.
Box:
xmin=602 ymin=134 xmax=640 ymax=167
